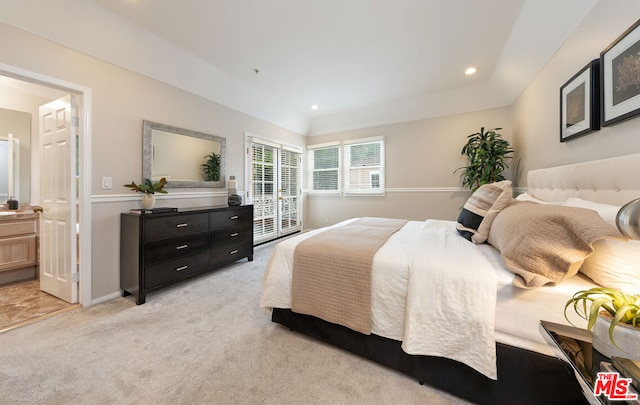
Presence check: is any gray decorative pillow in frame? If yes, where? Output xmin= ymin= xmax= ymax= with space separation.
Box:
xmin=456 ymin=180 xmax=512 ymax=244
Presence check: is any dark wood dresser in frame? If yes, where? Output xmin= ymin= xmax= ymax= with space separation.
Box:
xmin=120 ymin=205 xmax=253 ymax=304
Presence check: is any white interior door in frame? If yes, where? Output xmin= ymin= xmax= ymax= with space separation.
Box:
xmin=248 ymin=138 xmax=302 ymax=244
xmin=39 ymin=95 xmax=77 ymax=303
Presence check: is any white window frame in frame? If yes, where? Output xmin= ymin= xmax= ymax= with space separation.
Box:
xmin=343 ymin=136 xmax=385 ymax=196
xmin=307 ymin=141 xmax=341 ymax=195
xmin=306 ymin=137 xmax=385 ymax=196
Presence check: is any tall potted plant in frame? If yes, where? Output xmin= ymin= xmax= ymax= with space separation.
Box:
xmin=456 ymin=127 xmax=514 ymax=191
xmin=201 ymin=152 xmax=221 ymax=182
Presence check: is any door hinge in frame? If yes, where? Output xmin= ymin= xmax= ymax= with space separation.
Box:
xmin=72 ymin=272 xmax=79 ymax=283
xmin=72 ymin=116 xmax=80 ymax=128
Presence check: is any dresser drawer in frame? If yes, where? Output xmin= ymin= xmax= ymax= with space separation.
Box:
xmin=0 ymin=219 xmax=37 ymax=238
xmin=209 ymin=207 xmax=252 ymax=230
xmin=144 ymin=231 xmax=209 ymax=263
xmin=143 ymin=213 xmax=208 ymax=241
xmin=144 ymin=250 xmax=210 ymax=289
xmin=210 ymin=228 xmax=251 ymax=245
xmin=210 ymin=241 xmax=252 ymax=265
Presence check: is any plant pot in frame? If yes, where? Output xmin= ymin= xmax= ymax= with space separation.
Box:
xmin=592 ymin=311 xmax=640 ymax=360
xmin=141 ymin=194 xmax=156 ymax=210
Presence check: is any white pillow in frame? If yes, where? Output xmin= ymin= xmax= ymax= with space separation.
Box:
xmin=561 ymin=197 xmax=621 ymax=227
xmin=580 ymin=238 xmax=640 ymax=294
xmin=515 ymin=192 xmax=560 ymax=205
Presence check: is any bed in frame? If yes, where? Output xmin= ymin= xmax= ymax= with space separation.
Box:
xmin=260 ymin=153 xmax=640 ymax=404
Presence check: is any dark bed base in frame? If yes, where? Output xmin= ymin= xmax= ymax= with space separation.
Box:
xmin=272 ymin=308 xmax=587 ymax=405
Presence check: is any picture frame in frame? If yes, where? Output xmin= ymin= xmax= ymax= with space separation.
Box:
xmin=601 ymin=18 xmax=640 ymax=126
xmin=560 ymin=59 xmax=600 ymax=142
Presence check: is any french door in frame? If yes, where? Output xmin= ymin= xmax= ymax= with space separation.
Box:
xmin=247 ymin=137 xmax=302 ymax=244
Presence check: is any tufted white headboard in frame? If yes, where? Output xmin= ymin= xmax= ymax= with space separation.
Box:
xmin=527 ymin=153 xmax=640 ymax=206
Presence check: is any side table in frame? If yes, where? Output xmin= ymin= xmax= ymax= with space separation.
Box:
xmin=540 ymin=320 xmax=639 ymax=405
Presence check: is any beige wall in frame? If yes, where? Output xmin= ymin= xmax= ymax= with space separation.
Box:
xmin=0 ymin=22 xmax=306 ymax=302
xmin=4 ymin=0 xmax=639 ymax=303
xmin=513 ymin=0 xmax=640 ymax=183
xmin=304 ymin=107 xmax=513 ymax=229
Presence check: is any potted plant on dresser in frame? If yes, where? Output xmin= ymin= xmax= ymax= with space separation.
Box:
xmin=565 ymin=287 xmax=640 ymax=360
xmin=124 ymin=177 xmax=168 ymax=210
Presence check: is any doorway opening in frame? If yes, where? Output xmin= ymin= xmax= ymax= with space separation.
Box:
xmin=0 ymin=63 xmax=92 ymax=330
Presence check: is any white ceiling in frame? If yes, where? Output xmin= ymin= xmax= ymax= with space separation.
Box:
xmin=0 ymin=0 xmax=598 ymax=135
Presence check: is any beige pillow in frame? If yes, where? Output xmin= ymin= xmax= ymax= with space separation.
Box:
xmin=456 ymin=180 xmax=512 ymax=244
xmin=488 ymin=202 xmax=625 ymax=288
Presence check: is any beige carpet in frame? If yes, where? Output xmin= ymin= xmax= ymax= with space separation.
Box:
xmin=0 ymin=239 xmax=470 ymax=405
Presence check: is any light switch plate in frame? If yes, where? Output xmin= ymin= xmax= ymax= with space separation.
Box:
xmin=102 ymin=177 xmax=112 ymax=189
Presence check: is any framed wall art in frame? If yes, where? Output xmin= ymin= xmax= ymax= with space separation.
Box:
xmin=560 ymin=59 xmax=600 ymax=142
xmin=601 ymin=18 xmax=640 ymax=126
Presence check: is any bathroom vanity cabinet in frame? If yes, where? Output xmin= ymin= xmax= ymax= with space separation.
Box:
xmin=120 ymin=205 xmax=253 ymax=304
xmin=0 ymin=214 xmax=39 ymax=284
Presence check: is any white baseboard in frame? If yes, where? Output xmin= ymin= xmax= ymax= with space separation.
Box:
xmin=90 ymin=291 xmax=122 ymax=307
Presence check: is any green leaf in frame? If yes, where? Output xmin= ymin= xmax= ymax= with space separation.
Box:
xmin=456 ymin=127 xmax=513 ymax=190
xmin=122 ymin=177 xmax=168 ymax=194
xmin=564 ymin=287 xmax=640 ymax=347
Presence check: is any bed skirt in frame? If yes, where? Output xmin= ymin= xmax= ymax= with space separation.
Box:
xmin=271 ymin=308 xmax=587 ymax=405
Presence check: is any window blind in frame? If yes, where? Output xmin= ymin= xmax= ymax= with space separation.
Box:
xmin=250 ymin=142 xmax=277 ymax=242
xmin=279 ymin=149 xmax=301 ymax=233
xmin=307 ymin=143 xmax=340 ymax=193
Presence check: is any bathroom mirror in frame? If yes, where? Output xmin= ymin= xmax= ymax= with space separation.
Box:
xmin=143 ymin=120 xmax=226 ymax=188
xmin=0 ymin=108 xmax=31 ymax=203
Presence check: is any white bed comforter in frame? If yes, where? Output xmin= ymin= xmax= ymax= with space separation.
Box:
xmin=260 ymin=218 xmax=499 ymax=379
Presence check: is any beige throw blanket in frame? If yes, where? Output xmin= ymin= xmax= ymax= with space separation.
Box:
xmin=291 ymin=217 xmax=408 ymax=334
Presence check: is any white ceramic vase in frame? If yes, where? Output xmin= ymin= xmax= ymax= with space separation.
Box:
xmin=141 ymin=193 xmax=156 ymax=210
xmin=592 ymin=311 xmax=640 ymax=360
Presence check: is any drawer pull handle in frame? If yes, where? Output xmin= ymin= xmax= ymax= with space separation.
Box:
xmin=176 ymin=265 xmax=188 ymax=271
xmin=229 ymin=250 xmax=238 ymax=255
xmin=230 ymin=215 xmax=239 ymax=220
xmin=230 ymin=232 xmax=239 ymax=237
xmin=176 ymin=244 xmax=188 ymax=250
xmin=176 ymin=223 xmax=188 ymax=228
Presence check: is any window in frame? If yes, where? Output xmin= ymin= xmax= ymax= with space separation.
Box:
xmin=344 ymin=138 xmax=384 ymax=195
xmin=370 ymin=171 xmax=380 ymax=189
xmin=307 ymin=143 xmax=340 ymax=192
xmin=307 ymin=137 xmax=384 ymax=195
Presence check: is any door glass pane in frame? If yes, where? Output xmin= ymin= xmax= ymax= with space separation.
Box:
xmin=280 ymin=150 xmax=301 ymax=235
xmin=251 ymin=143 xmax=277 ymax=243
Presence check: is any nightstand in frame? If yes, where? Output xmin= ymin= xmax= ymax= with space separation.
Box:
xmin=540 ymin=321 xmax=639 ymax=405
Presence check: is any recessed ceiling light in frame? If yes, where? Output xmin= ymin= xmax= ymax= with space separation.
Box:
xmin=311 ymin=104 xmax=319 ymax=110
xmin=465 ymin=67 xmax=477 ymax=75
